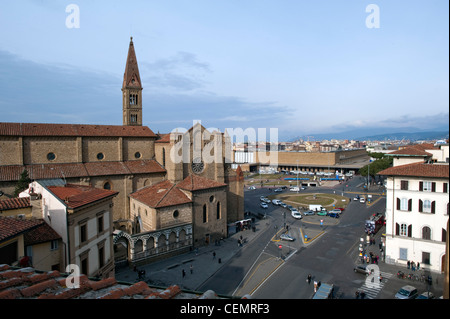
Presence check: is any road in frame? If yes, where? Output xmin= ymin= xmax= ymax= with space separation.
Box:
xmin=198 ymin=175 xmax=389 ymax=298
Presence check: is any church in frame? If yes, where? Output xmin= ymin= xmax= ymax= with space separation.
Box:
xmin=0 ymin=37 xmax=244 ymax=266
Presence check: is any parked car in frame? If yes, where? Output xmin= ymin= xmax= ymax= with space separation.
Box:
xmin=248 ymin=186 xmax=256 ymax=190
xmin=274 ymin=188 xmax=283 ymax=192
xmin=264 ymin=198 xmax=271 ymax=203
xmin=360 ymin=197 xmax=365 ymax=203
xmin=353 ymin=265 xmax=370 ymax=276
xmin=287 ymin=205 xmax=294 ymax=211
xmin=303 ymin=210 xmax=315 ymax=216
xmin=336 ymin=207 xmax=345 ymax=211
xmin=289 ymin=187 xmax=299 ymax=192
xmin=280 ymin=202 xmax=287 ymax=208
xmin=395 ymin=285 xmax=418 ymax=299
xmin=416 ymin=292 xmax=435 ymax=299
xmin=328 ymin=212 xmax=340 ymax=218
xmin=291 ymin=210 xmax=302 ymax=219
xmin=354 ymin=195 xmax=360 ymax=201
xmin=260 ymin=196 xmax=267 ymax=201
xmin=272 ymin=199 xmax=282 ymax=205
xmin=280 ymin=234 xmax=295 ymax=241
xmin=317 ymin=211 xmax=327 ymax=216
xmin=260 ymin=202 xmax=268 ymax=209
xmin=330 ymin=209 xmax=342 ymax=214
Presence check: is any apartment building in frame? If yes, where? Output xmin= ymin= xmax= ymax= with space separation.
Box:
xmin=379 ymin=144 xmax=449 ymax=273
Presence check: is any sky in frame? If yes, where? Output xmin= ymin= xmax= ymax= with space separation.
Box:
xmin=0 ymin=0 xmax=448 ymax=141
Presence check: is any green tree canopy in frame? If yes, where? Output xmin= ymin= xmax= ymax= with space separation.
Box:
xmin=14 ymin=169 xmax=31 ymax=197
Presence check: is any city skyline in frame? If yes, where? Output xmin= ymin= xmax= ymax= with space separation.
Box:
xmin=0 ymin=0 xmax=448 ymax=141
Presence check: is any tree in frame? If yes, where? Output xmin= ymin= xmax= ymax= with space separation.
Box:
xmin=359 ymin=156 xmax=393 ymax=181
xmin=14 ymin=169 xmax=31 ymax=197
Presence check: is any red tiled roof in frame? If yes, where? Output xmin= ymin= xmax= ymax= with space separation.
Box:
xmin=177 ymin=174 xmax=227 ymax=192
xmin=0 ymin=217 xmax=43 ymax=243
xmin=155 ymin=133 xmax=170 ymax=143
xmin=0 ymin=122 xmax=156 ymax=138
xmin=388 ymin=145 xmax=433 ymax=157
xmin=47 ymin=184 xmax=118 ymax=209
xmin=0 ymin=160 xmax=166 ymax=182
xmin=124 ymin=160 xmax=166 ymax=174
xmin=130 ymin=180 xmax=192 ymax=208
xmin=0 ymin=197 xmax=31 ymax=211
xmin=378 ymin=162 xmax=449 ymax=178
xmin=0 ymin=264 xmax=229 ymax=299
xmin=23 ymin=221 xmax=61 ymax=246
xmin=84 ymin=161 xmax=130 ymax=177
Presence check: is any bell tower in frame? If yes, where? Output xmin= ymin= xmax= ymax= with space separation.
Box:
xmin=122 ymin=37 xmax=143 ymax=126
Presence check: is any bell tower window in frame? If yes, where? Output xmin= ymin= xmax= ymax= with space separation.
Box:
xmin=129 ymin=94 xmax=138 ymax=105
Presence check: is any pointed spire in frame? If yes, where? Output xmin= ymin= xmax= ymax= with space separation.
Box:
xmin=123 ymin=36 xmax=142 ymax=89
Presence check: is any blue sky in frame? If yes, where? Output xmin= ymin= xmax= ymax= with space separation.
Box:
xmin=0 ymin=0 xmax=448 ymax=140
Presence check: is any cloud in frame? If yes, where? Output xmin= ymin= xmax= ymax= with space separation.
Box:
xmin=140 ymin=52 xmax=211 ymax=92
xmin=0 ymin=50 xmax=293 ymax=135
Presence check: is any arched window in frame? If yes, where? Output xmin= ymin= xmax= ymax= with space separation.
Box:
xmin=203 ymin=205 xmax=207 ymax=223
xmin=103 ymin=182 xmax=111 ymax=190
xmin=216 ymin=202 xmax=221 ymax=219
xmin=422 ymin=226 xmax=431 ymax=240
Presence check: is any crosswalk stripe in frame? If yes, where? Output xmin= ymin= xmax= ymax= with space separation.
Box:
xmin=357 ymin=271 xmax=393 ymax=299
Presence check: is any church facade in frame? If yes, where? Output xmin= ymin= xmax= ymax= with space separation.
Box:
xmin=0 ymin=38 xmax=244 ymax=265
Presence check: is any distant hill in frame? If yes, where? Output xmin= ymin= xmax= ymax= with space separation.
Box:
xmin=356 ymin=131 xmax=449 ymax=141
xmin=287 ymin=128 xmax=449 ymax=142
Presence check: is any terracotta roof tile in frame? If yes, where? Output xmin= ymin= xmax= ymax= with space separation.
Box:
xmin=0 ymin=160 xmax=165 ymax=182
xmin=0 ymin=122 xmax=156 ymax=138
xmin=0 ymin=265 xmax=240 ymax=299
xmin=378 ymin=162 xmax=449 ymax=178
xmin=130 ymin=180 xmax=192 ymax=208
xmin=47 ymin=184 xmax=118 ymax=209
xmin=388 ymin=145 xmax=433 ymax=157
xmin=124 ymin=160 xmax=166 ymax=174
xmin=0 ymin=197 xmax=31 ymax=211
xmin=0 ymin=217 xmax=44 ymax=243
xmin=155 ymin=133 xmax=170 ymax=143
xmin=84 ymin=161 xmax=130 ymax=177
xmin=177 ymin=174 xmax=227 ymax=192
xmin=23 ymin=221 xmax=61 ymax=246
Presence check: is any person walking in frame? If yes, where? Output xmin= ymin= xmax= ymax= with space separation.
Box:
xmin=213 ymin=251 xmax=216 ymax=260
xmin=190 ymin=264 xmax=193 ymax=274
xmin=307 ymin=274 xmax=312 ymax=284
xmin=182 ymin=269 xmax=186 ymax=278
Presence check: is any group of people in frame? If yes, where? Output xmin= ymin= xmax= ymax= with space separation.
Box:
xmin=407 ymin=260 xmax=420 ymax=271
xmin=306 ymin=274 xmax=322 ymax=293
xmin=362 ymin=251 xmax=380 ymax=264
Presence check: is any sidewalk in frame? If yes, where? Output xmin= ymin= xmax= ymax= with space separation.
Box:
xmin=352 ymin=226 xmax=445 ymax=298
xmin=114 ymin=216 xmax=271 ymax=294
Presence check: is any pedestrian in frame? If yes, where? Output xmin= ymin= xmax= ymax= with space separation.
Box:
xmin=313 ymin=281 xmax=318 ymax=293
xmin=411 ymin=261 xmax=416 ymax=271
xmin=213 ymin=251 xmax=216 ymax=259
xmin=417 ymin=262 xmax=420 ymax=270
xmin=190 ymin=264 xmax=193 ymax=274
xmin=307 ymin=274 xmax=312 ymax=284
xmin=407 ymin=260 xmax=410 ymax=269
xmin=182 ymin=269 xmax=186 ymax=278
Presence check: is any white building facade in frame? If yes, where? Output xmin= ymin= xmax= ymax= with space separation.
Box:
xmin=379 ymin=144 xmax=449 ymax=273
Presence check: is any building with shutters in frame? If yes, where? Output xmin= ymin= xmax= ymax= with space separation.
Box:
xmin=378 ymin=143 xmax=449 ymax=273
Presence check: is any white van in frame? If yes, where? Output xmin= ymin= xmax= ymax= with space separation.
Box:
xmin=272 ymin=199 xmax=282 ymax=205
xmin=290 ymin=187 xmax=300 ymax=192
